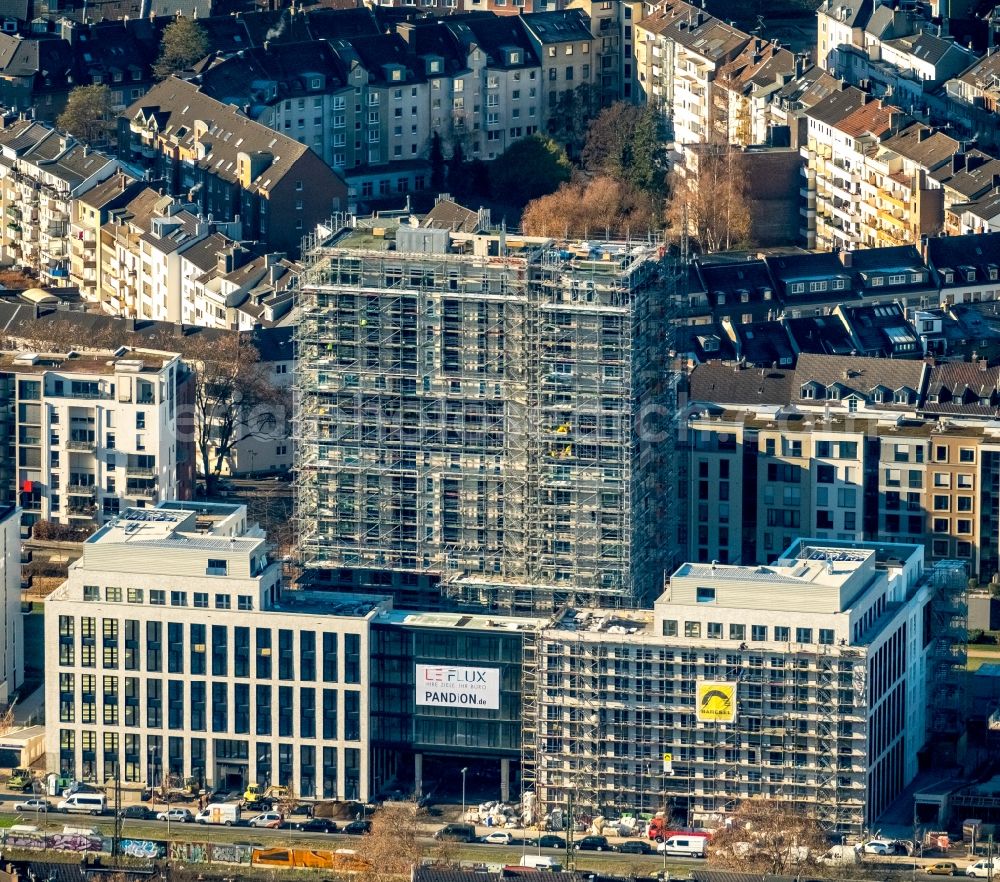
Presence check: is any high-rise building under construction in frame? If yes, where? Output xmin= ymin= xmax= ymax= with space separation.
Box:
xmin=294 ymin=217 xmax=677 ymax=613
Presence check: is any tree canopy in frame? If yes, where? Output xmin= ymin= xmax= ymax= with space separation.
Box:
xmin=154 ymin=17 xmax=210 ymax=79
xmin=56 ymin=85 xmax=115 ymax=145
xmin=582 ymin=102 xmax=666 ymax=196
xmin=522 ymin=176 xmax=658 ymax=238
xmin=489 ymin=134 xmax=572 ymax=210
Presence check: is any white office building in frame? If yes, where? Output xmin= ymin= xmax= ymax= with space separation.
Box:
xmin=44 ymin=501 xmax=388 ymax=799
xmin=0 ymin=506 xmax=23 ymax=703
xmin=530 ymin=539 xmax=963 ymax=834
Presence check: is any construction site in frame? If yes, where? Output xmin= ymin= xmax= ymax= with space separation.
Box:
xmin=293 ymin=216 xmax=679 ymax=614
xmin=525 ymin=542 xmax=969 ymax=838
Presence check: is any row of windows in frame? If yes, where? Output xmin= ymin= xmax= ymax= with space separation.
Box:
xmin=58 ymin=618 xmax=362 ymax=682
xmin=59 ymin=675 xmax=361 ymax=741
xmin=662 ymin=620 xmax=837 ymax=646
xmin=82 ymin=586 xmax=253 ymax=609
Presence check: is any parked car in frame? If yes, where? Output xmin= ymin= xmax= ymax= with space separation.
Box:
xmin=576 ymin=836 xmax=610 ymax=852
xmin=342 ymin=820 xmax=372 ymax=835
xmin=967 ymin=859 xmax=1000 ymax=878
xmin=57 ymin=794 xmax=107 ymax=815
xmin=119 ymin=806 xmax=157 ymax=820
xmin=289 ymin=804 xmax=313 ymax=817
xmin=248 ymin=812 xmax=283 ymax=829
xmin=481 ymin=831 xmax=514 ymax=845
xmin=13 ymin=798 xmax=50 ymax=812
xmin=62 ymin=782 xmax=101 ymax=799
xmin=156 ymin=808 xmax=193 ymax=823
xmin=617 ymin=840 xmax=653 ymax=855
xmin=863 ymin=839 xmax=898 ymax=856
xmin=532 ymin=835 xmax=566 ymax=849
xmin=435 ymin=823 xmax=477 ymax=843
xmin=290 ymin=818 xmax=337 ymax=833
xmin=925 ymin=862 xmax=959 ymax=876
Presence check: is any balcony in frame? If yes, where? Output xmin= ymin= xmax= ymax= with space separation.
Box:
xmin=126 ymin=485 xmax=157 ymax=500
xmin=67 ymin=438 xmax=96 ymax=451
xmin=67 ymin=504 xmax=97 ymax=520
xmin=126 ymin=466 xmax=156 ymax=478
xmin=66 ymin=484 xmax=96 ymax=497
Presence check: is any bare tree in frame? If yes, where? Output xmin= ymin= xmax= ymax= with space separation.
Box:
xmin=666 ymin=145 xmax=752 ymax=253
xmin=355 ymin=801 xmax=426 ymax=882
xmin=176 ymin=333 xmax=283 ymax=496
xmin=708 ymin=797 xmax=828 ymax=875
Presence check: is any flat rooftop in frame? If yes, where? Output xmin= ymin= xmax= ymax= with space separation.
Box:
xmin=377 ymin=609 xmax=547 ymax=632
xmin=0 ymin=350 xmax=174 ymax=376
xmin=551 ymin=608 xmax=654 ymax=634
xmin=672 ymin=549 xmax=873 ymax=589
xmin=272 ymin=589 xmax=387 ymax=620
xmin=86 ymin=503 xmax=262 ymax=551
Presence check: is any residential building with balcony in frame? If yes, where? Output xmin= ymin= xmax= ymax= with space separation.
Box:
xmin=520 ymin=9 xmax=596 ymax=130
xmin=44 ymin=501 xmax=387 ymax=797
xmin=1 ymin=348 xmax=192 ymax=532
xmin=0 ymin=120 xmax=119 ymax=286
xmin=800 ymin=88 xmax=907 ymax=249
xmin=69 ymin=172 xmax=148 ymax=305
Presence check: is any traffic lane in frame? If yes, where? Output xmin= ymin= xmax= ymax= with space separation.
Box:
xmin=0 ymin=808 xmax=698 ymax=868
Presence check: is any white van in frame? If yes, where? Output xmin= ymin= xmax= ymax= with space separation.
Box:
xmin=519 ymin=855 xmax=562 ymax=871
xmin=657 ymin=835 xmax=708 ymax=858
xmin=967 ymin=859 xmax=1000 ymax=878
xmin=195 ymin=803 xmax=239 ymax=826
xmin=56 ymin=794 xmax=106 ymax=815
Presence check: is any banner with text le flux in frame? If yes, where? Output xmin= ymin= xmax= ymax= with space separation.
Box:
xmin=416 ymin=664 xmax=500 ymax=709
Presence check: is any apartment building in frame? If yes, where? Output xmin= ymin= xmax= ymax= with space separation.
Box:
xmin=69 ymin=172 xmax=148 ymax=305
xmin=634 ymin=2 xmax=749 ymax=145
xmin=532 ymin=539 xmax=957 ymax=835
xmin=121 ymin=78 xmax=347 ymax=257
xmin=0 ymin=506 xmax=22 ymax=703
xmin=44 ymin=501 xmax=385 ymax=798
xmin=520 ymin=9 xmax=596 ymax=123
xmin=0 ymin=120 xmax=119 ymax=286
xmin=295 ymin=219 xmax=673 ymax=613
xmin=0 ymin=348 xmax=192 ymax=532
xmin=712 ymin=40 xmax=798 ymax=146
xmin=567 ymin=0 xmax=642 ymax=103
xmin=801 ymin=88 xmax=906 ymax=250
xmin=682 ymin=351 xmax=1000 ymax=581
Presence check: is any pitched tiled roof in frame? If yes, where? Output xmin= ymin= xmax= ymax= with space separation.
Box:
xmin=688 ymin=361 xmax=794 ymax=405
xmin=879 ymin=123 xmax=959 ymax=170
xmin=818 ymin=0 xmax=873 ymax=28
xmin=126 ymin=77 xmax=323 ymax=195
xmin=834 ymin=97 xmax=901 ymax=138
xmin=924 ymin=360 xmax=1000 ymax=415
xmin=926 ymin=232 xmax=1000 ymax=286
xmin=805 ymin=85 xmax=868 ymax=126
xmin=792 ymin=352 xmax=926 ymax=409
xmin=520 ymin=9 xmax=593 ymax=44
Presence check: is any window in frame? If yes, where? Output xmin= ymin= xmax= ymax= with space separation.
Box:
xmin=127 ymin=588 xmax=143 ymax=604
xmin=933 ymin=495 xmax=949 ymax=511
xmin=960 ymin=448 xmax=975 ymax=463
xmin=730 ymin=624 xmax=746 ymax=641
xmin=170 ymin=591 xmax=187 ymax=607
xmin=207 ymin=559 xmax=228 ymax=576
xmin=84 ymin=585 xmax=99 ymax=602
xmin=215 ymin=594 xmax=231 ymax=610
xmin=707 ymin=622 xmax=723 ymax=639
xmin=662 ymin=619 xmax=678 ymax=637
xmin=696 ymin=587 xmax=716 ymax=603
xmin=751 ymin=625 xmax=767 ymax=641
xmin=238 ymin=596 xmax=253 ymax=611
xmin=775 ymin=626 xmax=790 ymax=642
xmin=684 ymin=621 xmax=702 ymax=638
xmin=795 ymin=628 xmax=813 ymax=644
xmin=106 ymin=587 xmax=121 ymax=603
xmin=819 ymin=629 xmax=835 ymax=645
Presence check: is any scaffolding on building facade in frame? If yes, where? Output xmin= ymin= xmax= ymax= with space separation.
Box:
xmin=293 ymin=222 xmax=677 ymax=614
xmin=532 ymin=612 xmax=872 ymax=836
xmin=928 ymin=560 xmax=968 ymax=750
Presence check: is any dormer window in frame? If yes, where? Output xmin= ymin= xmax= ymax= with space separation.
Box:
xmin=801 ymin=384 xmax=815 ymax=399
xmin=715 ymin=292 xmax=726 ymax=305
xmin=990 ymin=266 xmax=999 ymax=281
xmin=739 ymin=289 xmax=749 ymax=304
xmin=966 ymin=269 xmax=976 ymax=282
xmin=832 ymin=278 xmax=846 ymax=290
xmin=809 ymin=280 xmax=828 ymax=293
xmin=311 ymin=78 xmax=322 ymax=89
xmin=763 ymin=288 xmax=773 ymax=300
xmin=941 ymin=269 xmax=954 ymax=284
xmin=910 ymin=271 xmax=923 ymax=283
xmin=870 ymin=276 xmax=884 ymax=287
xmin=888 ymin=273 xmax=907 ymax=285
xmin=788 ymin=282 xmax=805 ymax=294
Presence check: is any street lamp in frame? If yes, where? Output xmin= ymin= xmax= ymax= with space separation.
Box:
xmin=461 ymin=768 xmax=468 ymax=822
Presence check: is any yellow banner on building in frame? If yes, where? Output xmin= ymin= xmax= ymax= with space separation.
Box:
xmin=696 ymin=681 xmax=737 ymax=723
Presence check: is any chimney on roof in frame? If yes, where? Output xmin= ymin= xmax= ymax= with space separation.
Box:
xmin=794 ymin=53 xmax=805 ymax=77
xmin=842 ymin=250 xmax=853 ymax=268
xmin=967 ymin=154 xmax=987 ymax=172
xmin=918 ymin=126 xmax=931 ymax=141
xmin=981 ymin=358 xmax=989 ymax=371
xmin=993 ymin=174 xmax=1000 ymax=189
xmin=952 ymin=152 xmax=966 ymax=173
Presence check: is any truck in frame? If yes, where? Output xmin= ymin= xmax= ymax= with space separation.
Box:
xmin=243 ymin=783 xmax=288 ymax=804
xmin=7 ymin=769 xmax=34 ymax=792
xmin=518 ymin=856 xmax=562 ymax=871
xmin=647 ymin=817 xmax=712 ymax=844
xmin=657 ymin=835 xmax=710 ymax=858
xmin=195 ymin=803 xmax=240 ymax=826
